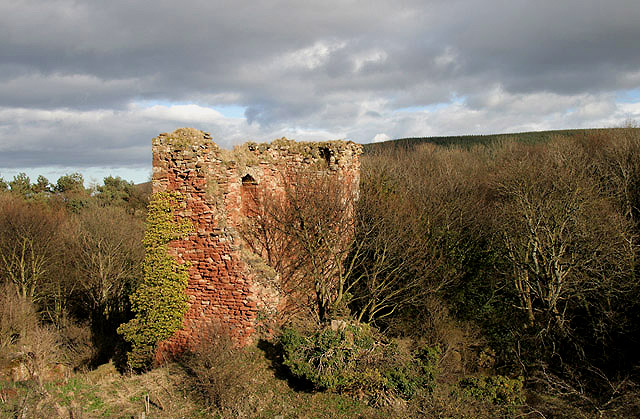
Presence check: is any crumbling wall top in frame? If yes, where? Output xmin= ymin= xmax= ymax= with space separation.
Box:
xmin=153 ymin=127 xmax=218 ymax=149
xmin=154 ymin=128 xmax=362 ymax=171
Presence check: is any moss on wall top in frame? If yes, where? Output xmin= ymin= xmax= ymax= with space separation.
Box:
xmin=246 ymin=137 xmax=362 ymax=158
xmin=153 ymin=128 xmax=218 ymax=149
xmin=155 ymin=128 xmax=362 ymax=169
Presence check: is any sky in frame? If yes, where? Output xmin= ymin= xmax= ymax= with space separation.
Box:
xmin=1 ymin=1 xmax=640 ymax=185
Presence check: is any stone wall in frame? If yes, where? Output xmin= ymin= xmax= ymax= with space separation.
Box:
xmin=152 ymin=128 xmax=362 ymax=357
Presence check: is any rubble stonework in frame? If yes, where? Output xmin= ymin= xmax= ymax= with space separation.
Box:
xmin=152 ymin=128 xmax=362 ymax=358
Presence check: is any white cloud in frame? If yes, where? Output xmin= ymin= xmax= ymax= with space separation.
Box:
xmin=352 ymin=48 xmax=388 ymax=72
xmin=616 ymin=102 xmax=640 ymax=118
xmin=434 ymin=47 xmax=458 ymax=70
xmin=134 ymin=103 xmax=228 ymax=123
xmin=279 ymin=41 xmax=346 ymax=70
xmin=372 ymin=133 xmax=391 ymax=143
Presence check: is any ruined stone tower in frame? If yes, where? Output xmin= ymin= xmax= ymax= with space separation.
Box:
xmin=152 ymin=128 xmax=362 ymax=357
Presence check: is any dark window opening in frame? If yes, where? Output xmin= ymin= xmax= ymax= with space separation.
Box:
xmin=241 ymin=174 xmax=258 ymax=216
xmin=242 ymin=174 xmax=257 ymax=185
xmin=319 ymin=147 xmax=332 ymax=166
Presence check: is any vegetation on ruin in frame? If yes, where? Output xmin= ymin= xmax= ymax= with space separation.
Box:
xmin=218 ymin=136 xmax=360 ymax=175
xmin=154 ymin=127 xmax=214 ymax=149
xmin=2 ymin=127 xmax=640 ymax=417
xmin=118 ymin=191 xmax=193 ymax=370
xmin=218 ymin=145 xmax=263 ymax=171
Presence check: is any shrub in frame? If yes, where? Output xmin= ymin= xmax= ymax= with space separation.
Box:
xmin=280 ymin=321 xmax=440 ymax=403
xmin=181 ymin=325 xmax=257 ymax=415
xmin=56 ymin=315 xmax=95 ymax=370
xmin=0 ymin=285 xmax=64 ymax=386
xmin=0 ymin=285 xmax=37 ymax=351
xmin=458 ymin=374 xmax=525 ymax=406
xmin=118 ymin=192 xmax=193 ymax=370
xmin=384 ymin=342 xmax=440 ymax=399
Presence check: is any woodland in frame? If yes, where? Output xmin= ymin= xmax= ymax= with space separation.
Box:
xmin=1 ymin=127 xmax=639 ymax=417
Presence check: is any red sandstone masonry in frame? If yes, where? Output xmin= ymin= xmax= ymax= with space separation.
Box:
xmin=152 ymin=128 xmax=361 ymax=358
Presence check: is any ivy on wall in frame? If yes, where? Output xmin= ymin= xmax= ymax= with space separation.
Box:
xmin=118 ymin=191 xmax=193 ymax=370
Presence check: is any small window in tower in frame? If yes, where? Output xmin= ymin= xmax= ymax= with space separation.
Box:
xmin=319 ymin=147 xmax=331 ymax=166
xmin=242 ymin=174 xmax=257 ymax=186
xmin=241 ymin=174 xmax=257 ymax=216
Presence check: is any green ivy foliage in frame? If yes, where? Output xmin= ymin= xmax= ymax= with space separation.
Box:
xmin=117 ymin=191 xmax=193 ymax=370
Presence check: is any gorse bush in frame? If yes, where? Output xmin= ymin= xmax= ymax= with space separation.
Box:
xmin=280 ymin=322 xmax=440 ymax=403
xmin=280 ymin=323 xmax=375 ymax=391
xmin=458 ymin=374 xmax=525 ymax=406
xmin=118 ymin=192 xmax=193 ymax=370
xmin=384 ymin=342 xmax=440 ymax=399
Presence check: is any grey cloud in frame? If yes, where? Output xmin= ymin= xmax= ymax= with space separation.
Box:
xmin=0 ymin=71 xmax=145 ymax=109
xmin=444 ymin=1 xmax=640 ymax=94
xmin=1 ymin=0 xmax=640 ymax=173
xmin=4 ymin=1 xmax=638 ymax=110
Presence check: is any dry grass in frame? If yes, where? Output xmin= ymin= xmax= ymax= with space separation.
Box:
xmin=9 ymin=338 xmax=634 ymax=418
xmin=0 ymin=340 xmax=379 ymax=418
xmin=85 ymin=362 xmax=201 ymax=417
xmin=0 ymin=362 xmax=202 ymax=418
xmin=406 ymin=384 xmax=508 ymax=419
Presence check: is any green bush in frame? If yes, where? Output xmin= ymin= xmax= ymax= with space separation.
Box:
xmin=384 ymin=342 xmax=440 ymax=399
xmin=458 ymin=374 xmax=525 ymax=406
xmin=280 ymin=322 xmax=440 ymax=402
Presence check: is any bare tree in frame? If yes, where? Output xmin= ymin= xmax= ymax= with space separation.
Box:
xmin=69 ymin=205 xmax=144 ymax=322
xmin=64 ymin=204 xmax=144 ymax=363
xmin=576 ymin=128 xmax=640 ymax=227
xmin=0 ymin=194 xmax=64 ymax=304
xmin=241 ymin=168 xmax=358 ymax=322
xmin=348 ymin=145 xmax=486 ymax=324
xmin=241 ymin=145 xmax=485 ymax=326
xmin=488 ymin=139 xmax=636 ymax=337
